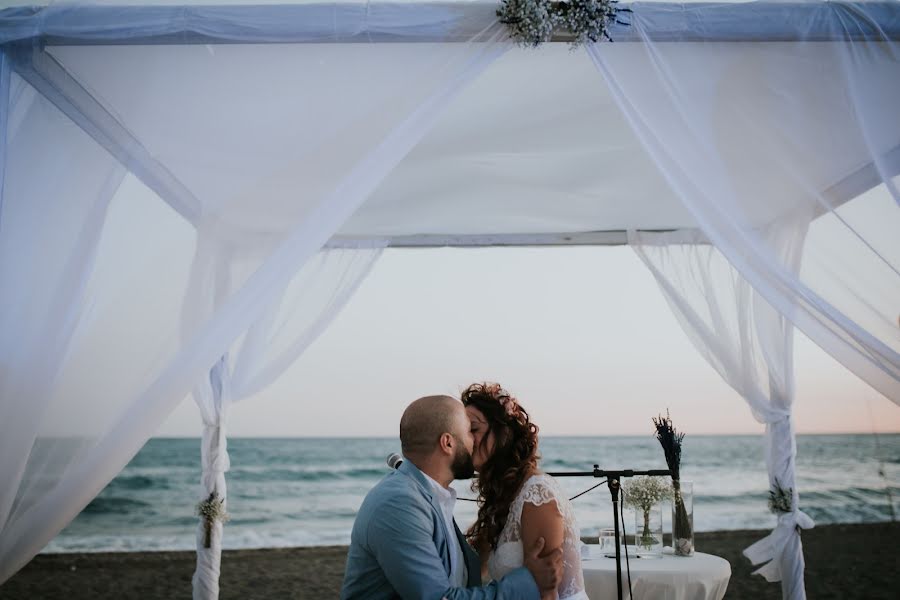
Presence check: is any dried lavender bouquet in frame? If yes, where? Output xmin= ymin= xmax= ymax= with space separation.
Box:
xmin=653 ymin=410 xmax=693 ymax=555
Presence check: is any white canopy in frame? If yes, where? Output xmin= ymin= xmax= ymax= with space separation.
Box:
xmin=4 ymin=2 xmax=895 ymax=240
xmin=1 ymin=2 xmax=898 ymax=599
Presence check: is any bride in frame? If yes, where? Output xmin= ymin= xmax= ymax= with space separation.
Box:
xmin=462 ymin=382 xmax=588 ymax=600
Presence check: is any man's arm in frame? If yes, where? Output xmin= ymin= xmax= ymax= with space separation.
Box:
xmin=368 ymin=498 xmax=540 ymax=600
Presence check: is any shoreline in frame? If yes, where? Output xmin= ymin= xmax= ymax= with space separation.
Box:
xmin=2 ymin=522 xmax=897 ymax=599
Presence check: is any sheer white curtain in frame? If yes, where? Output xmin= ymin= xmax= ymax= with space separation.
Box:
xmin=630 ymin=228 xmax=814 ymax=598
xmin=188 ymin=242 xmax=385 ymax=600
xmin=594 ymin=4 xmax=900 ymax=597
xmin=0 ymin=64 xmax=127 ymax=577
xmin=587 ymin=1 xmax=900 ymax=405
xmin=0 ymin=9 xmax=510 ymax=584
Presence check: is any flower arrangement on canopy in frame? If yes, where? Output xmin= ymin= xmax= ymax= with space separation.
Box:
xmin=496 ymin=0 xmax=630 ymax=47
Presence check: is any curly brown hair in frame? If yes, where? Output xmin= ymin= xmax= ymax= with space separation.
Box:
xmin=462 ymin=382 xmax=540 ymax=552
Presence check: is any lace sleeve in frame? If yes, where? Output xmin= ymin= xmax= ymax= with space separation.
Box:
xmin=512 ymin=474 xmax=565 ymax=523
xmin=506 ymin=474 xmax=588 ymax=600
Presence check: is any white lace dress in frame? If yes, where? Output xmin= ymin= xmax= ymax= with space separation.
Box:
xmin=486 ymin=474 xmax=588 ymax=600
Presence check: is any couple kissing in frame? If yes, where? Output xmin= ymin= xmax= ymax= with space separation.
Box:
xmin=342 ymin=382 xmax=587 ymax=600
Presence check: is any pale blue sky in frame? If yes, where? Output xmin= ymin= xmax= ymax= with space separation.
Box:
xmin=159 ymin=245 xmax=899 ymax=437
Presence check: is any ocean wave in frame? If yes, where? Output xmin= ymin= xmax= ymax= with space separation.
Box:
xmin=227 ymin=517 xmax=273 ymax=526
xmin=692 ymin=487 xmax=897 ymax=510
xmin=803 ymin=503 xmax=896 ymax=523
xmin=43 ymin=528 xmax=349 ymax=553
xmin=800 ymin=487 xmax=897 ymax=505
xmin=43 ymin=533 xmax=196 ymax=554
xmin=694 ymin=493 xmax=767 ymax=504
xmin=285 ymin=508 xmax=361 ymax=521
xmin=229 ymin=466 xmax=387 ymax=483
xmin=108 ymin=475 xmax=165 ymax=491
xmin=83 ymin=496 xmax=151 ymax=515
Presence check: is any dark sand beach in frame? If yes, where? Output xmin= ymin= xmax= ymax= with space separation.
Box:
xmin=2 ymin=522 xmax=897 ymax=599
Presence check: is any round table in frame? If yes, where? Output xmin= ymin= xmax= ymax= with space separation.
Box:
xmin=580 ymin=547 xmax=731 ymax=600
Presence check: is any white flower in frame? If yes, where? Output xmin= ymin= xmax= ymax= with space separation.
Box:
xmin=623 ymin=476 xmax=673 ymax=512
xmin=197 ymin=491 xmax=229 ymax=523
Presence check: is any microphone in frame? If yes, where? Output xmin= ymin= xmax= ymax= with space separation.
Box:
xmin=386 ymin=453 xmax=404 ymax=470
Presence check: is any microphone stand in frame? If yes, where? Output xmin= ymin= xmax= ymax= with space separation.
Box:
xmin=547 ymin=466 xmax=671 ymax=600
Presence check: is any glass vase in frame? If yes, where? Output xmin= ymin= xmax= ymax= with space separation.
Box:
xmin=671 ymin=480 xmax=694 ymax=556
xmin=634 ymin=503 xmax=664 ymax=558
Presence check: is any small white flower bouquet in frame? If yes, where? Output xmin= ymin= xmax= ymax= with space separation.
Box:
xmin=623 ymin=476 xmax=672 ymax=549
xmin=196 ymin=491 xmax=230 ymax=548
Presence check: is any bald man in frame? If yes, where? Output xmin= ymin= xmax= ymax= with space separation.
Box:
xmin=341 ymin=395 xmax=562 ymax=600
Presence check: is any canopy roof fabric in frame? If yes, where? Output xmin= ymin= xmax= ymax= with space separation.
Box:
xmin=3 ymin=2 xmax=898 ymax=244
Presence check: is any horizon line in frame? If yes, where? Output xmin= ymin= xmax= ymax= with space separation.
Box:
xmin=148 ymin=430 xmax=900 ymax=439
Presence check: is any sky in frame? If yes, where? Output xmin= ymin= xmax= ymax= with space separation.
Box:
xmin=158 ymin=245 xmax=900 ymax=438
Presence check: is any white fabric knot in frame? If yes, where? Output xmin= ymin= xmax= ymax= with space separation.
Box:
xmin=743 ymin=509 xmax=815 ymax=582
xmin=763 ymin=411 xmax=791 ymax=426
xmin=201 ymin=423 xmax=230 ymax=475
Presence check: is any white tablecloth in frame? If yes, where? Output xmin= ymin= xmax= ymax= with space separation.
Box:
xmin=581 ymin=548 xmax=731 ymax=600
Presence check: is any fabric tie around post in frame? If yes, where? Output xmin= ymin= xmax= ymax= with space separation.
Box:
xmin=192 ymin=357 xmax=231 ymax=600
xmin=742 ymin=414 xmax=815 ymax=600
xmin=186 ymin=243 xmax=386 ymax=599
xmin=744 ymin=509 xmax=815 ymax=584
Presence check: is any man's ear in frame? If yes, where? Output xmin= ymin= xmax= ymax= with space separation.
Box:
xmin=439 ymin=432 xmax=454 ymax=455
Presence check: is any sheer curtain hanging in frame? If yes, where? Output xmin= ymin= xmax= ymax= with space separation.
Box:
xmin=189 ymin=242 xmax=386 ymax=600
xmin=0 ymin=9 xmax=511 ymax=584
xmin=593 ymin=4 xmax=900 ymax=598
xmin=630 ymin=228 xmax=814 ymax=599
xmin=587 ymin=1 xmax=900 ymax=405
xmin=0 ymin=49 xmax=8 ymax=194
xmin=0 ymin=63 xmax=127 ymax=578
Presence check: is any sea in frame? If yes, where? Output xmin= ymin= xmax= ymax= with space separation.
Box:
xmin=43 ymin=434 xmax=900 ymax=553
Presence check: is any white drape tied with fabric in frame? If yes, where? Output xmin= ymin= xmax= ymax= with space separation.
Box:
xmin=0 ymin=8 xmax=510 ymax=584
xmin=601 ymin=10 xmax=900 ymax=593
xmin=743 ymin=416 xmax=815 ymax=593
xmin=630 ymin=228 xmax=813 ymax=599
xmin=187 ymin=240 xmax=386 ymax=598
xmin=187 ymin=242 xmax=386 ymax=599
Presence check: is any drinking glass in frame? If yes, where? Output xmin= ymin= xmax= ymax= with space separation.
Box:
xmin=599 ymin=527 xmax=617 ymax=555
